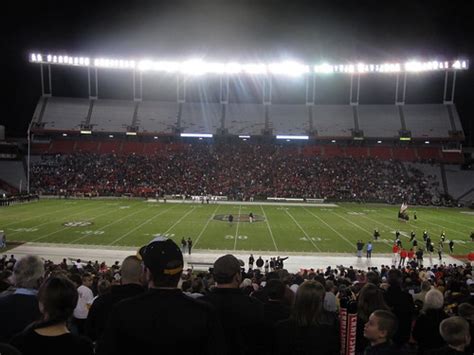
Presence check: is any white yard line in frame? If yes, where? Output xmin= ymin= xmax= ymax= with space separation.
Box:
xmin=233 ymin=205 xmax=242 ymax=250
xmin=193 ymin=205 xmax=220 ymax=248
xmin=376 ymin=206 xmax=466 ymax=237
xmin=68 ymin=205 xmax=152 ymax=244
xmin=109 ymin=205 xmax=177 ymax=245
xmin=285 ymin=209 xmax=321 ymax=252
xmin=7 ymin=202 xmax=99 ymax=235
xmin=302 ymin=207 xmax=354 ymax=250
xmin=30 ymin=206 xmax=121 ymax=242
xmin=163 ymin=207 xmax=197 ymax=234
xmin=331 ymin=210 xmax=391 ymax=247
xmin=3 ymin=202 xmax=87 ymax=228
xmin=260 ymin=205 xmax=279 ymax=251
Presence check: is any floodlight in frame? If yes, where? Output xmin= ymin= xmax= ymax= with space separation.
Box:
xmin=62 ymin=133 xmax=67 ymax=137
xmin=242 ymin=63 xmax=267 ymax=75
xmin=314 ymin=63 xmax=334 ymax=74
xmin=331 ymin=140 xmax=336 ymax=143
xmin=239 ymin=135 xmax=251 ymax=139
xmin=126 ymin=132 xmax=137 ymax=136
xmin=269 ymin=61 xmax=309 ymax=76
xmin=424 ymin=141 xmax=430 ymax=144
xmin=276 ymin=135 xmax=309 ymax=140
xmin=377 ymin=140 xmax=382 ymax=144
xmin=109 ymin=135 xmax=114 ymax=138
xmin=180 ymin=133 xmax=213 ymax=138
xmin=80 ymin=130 xmax=92 ymax=135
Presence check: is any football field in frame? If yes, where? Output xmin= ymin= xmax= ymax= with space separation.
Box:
xmin=1 ymin=199 xmax=473 ymax=255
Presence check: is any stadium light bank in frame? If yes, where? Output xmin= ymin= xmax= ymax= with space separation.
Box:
xmin=29 ymin=53 xmax=468 ymax=76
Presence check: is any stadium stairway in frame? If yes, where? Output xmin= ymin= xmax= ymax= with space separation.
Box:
xmin=440 ymin=163 xmax=449 ymax=196
xmin=0 ymin=160 xmax=26 ymax=191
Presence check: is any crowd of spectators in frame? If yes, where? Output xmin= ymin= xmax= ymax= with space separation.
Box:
xmin=1 ymin=237 xmax=474 ymax=354
xmin=31 ymin=143 xmax=442 ymax=205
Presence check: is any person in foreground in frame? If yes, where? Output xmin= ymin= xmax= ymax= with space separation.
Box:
xmin=428 ymin=317 xmax=471 ymax=355
xmin=275 ymin=280 xmax=339 ymax=355
xmin=10 ymin=276 xmax=94 ymax=355
xmin=97 ymin=236 xmax=224 ymax=355
xmin=363 ymin=310 xmax=399 ymax=355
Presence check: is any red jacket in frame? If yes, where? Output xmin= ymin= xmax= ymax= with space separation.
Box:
xmin=400 ymin=250 xmax=408 ymax=258
xmin=392 ymin=245 xmax=399 ymax=254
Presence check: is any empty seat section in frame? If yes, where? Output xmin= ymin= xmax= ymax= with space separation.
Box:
xmin=313 ymin=105 xmax=354 ymax=137
xmin=122 ymin=142 xmax=144 ymax=154
xmin=417 ymin=147 xmax=441 ymax=160
xmin=226 ymin=104 xmax=265 ymax=135
xmin=98 ymin=141 xmax=121 ymax=154
xmin=90 ymin=100 xmax=134 ymax=132
xmin=403 ymin=104 xmax=452 ymax=138
xmin=49 ymin=140 xmax=75 ymax=154
xmin=0 ymin=161 xmax=25 ymax=189
xmin=31 ymin=143 xmax=51 ymax=155
xmin=370 ymin=147 xmax=393 ymax=160
xmin=42 ymin=97 xmax=89 ymax=131
xmin=358 ymin=105 xmax=401 ymax=138
xmin=323 ymin=146 xmax=346 ymax=157
xmin=137 ymin=101 xmax=177 ymax=134
xmin=441 ymin=152 xmax=464 ymax=164
xmin=444 ymin=165 xmax=474 ymax=200
xmin=302 ymin=146 xmax=323 ymax=157
xmin=75 ymin=141 xmax=99 ymax=153
xmin=392 ymin=147 xmax=417 ymax=161
xmin=143 ymin=142 xmax=166 ymax=155
xmin=181 ymin=103 xmax=221 ymax=134
xmin=269 ymin=104 xmax=308 ymax=135
xmin=345 ymin=147 xmax=369 ymax=158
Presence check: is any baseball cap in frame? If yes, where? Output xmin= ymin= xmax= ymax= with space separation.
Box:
xmin=213 ymin=254 xmax=244 ymax=282
xmin=137 ymin=236 xmax=183 ymax=276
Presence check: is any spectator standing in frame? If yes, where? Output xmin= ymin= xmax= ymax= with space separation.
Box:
xmin=86 ymin=255 xmax=145 ymax=344
xmin=201 ymin=254 xmax=265 ymax=355
xmin=72 ymin=273 xmax=94 ymax=336
xmin=10 ymin=276 xmax=94 ymax=355
xmin=98 ymin=237 xmax=223 ymax=355
xmin=0 ymin=255 xmax=44 ymax=342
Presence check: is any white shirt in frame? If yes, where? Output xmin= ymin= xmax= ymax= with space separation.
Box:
xmin=73 ymin=285 xmax=94 ymax=319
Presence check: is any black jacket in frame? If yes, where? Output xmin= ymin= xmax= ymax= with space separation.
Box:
xmin=201 ymin=288 xmax=265 ymax=355
xmin=0 ymin=293 xmax=41 ymax=342
xmin=274 ymin=311 xmax=339 ymax=355
xmin=384 ymin=285 xmax=414 ymax=347
xmin=412 ymin=309 xmax=449 ymax=354
xmin=86 ymin=283 xmax=145 ymax=342
xmin=98 ymin=288 xmax=224 ymax=355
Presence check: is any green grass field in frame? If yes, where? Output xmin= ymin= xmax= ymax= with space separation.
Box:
xmin=1 ymin=199 xmax=473 ymax=254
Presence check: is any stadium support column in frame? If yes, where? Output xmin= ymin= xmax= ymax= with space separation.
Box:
xmin=263 ymin=76 xmax=272 ymax=136
xmin=306 ymin=73 xmax=316 ymax=136
xmin=219 ymin=75 xmax=229 ymax=135
xmin=350 ymin=74 xmax=363 ymax=139
xmin=130 ymin=71 xmax=142 ymax=132
xmin=443 ymin=70 xmax=461 ymax=138
xmin=40 ymin=64 xmax=52 ymax=97
xmin=88 ymin=67 xmax=98 ymax=99
xmin=27 ymin=120 xmax=32 ymax=194
xmin=176 ymin=75 xmax=185 ymax=133
xmin=396 ymin=72 xmax=410 ymax=138
xmin=443 ymin=69 xmax=457 ymax=104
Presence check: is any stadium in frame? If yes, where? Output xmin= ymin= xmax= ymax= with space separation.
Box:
xmin=1 ymin=1 xmax=474 ymax=354
xmin=1 ymin=53 xmax=473 ymax=267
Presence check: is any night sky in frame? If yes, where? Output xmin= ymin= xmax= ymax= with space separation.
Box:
xmin=3 ymin=0 xmax=473 ymax=143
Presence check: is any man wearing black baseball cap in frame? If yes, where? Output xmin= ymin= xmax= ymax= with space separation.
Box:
xmin=98 ymin=236 xmax=223 ymax=355
xmin=201 ymin=254 xmax=265 ymax=355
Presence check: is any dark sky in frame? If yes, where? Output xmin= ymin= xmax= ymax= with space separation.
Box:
xmin=3 ymin=0 xmax=474 ymax=143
